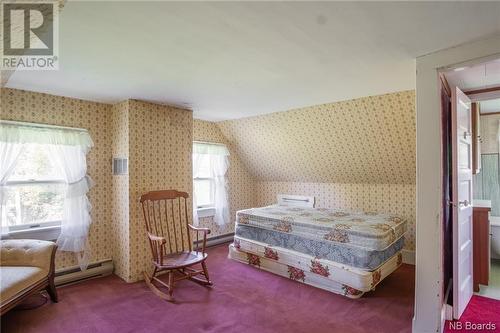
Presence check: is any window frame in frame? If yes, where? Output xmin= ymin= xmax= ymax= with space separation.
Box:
xmin=2 ymin=169 xmax=65 ymax=240
xmin=193 ymin=141 xmax=229 ymax=218
xmin=193 ymin=176 xmax=215 ymax=209
xmin=4 ymin=223 xmax=61 ymax=241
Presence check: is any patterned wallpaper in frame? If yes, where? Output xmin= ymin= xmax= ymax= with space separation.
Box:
xmin=218 ymin=90 xmax=416 ymax=185
xmin=1 ymin=88 xmax=113 ymax=269
xmin=1 ymin=87 xmax=416 ymax=282
xmin=193 ymin=120 xmax=257 ymax=238
xmin=256 ymin=182 xmax=416 ymax=251
xmin=215 ymin=90 xmax=417 ymax=251
xmin=110 ymin=101 xmax=130 ymax=279
xmin=1 ymin=90 xmax=196 ymax=281
xmin=127 ymin=100 xmax=193 ymax=282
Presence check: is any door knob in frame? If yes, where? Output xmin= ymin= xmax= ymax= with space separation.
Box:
xmin=458 ymin=200 xmax=469 ymax=207
xmin=448 ymin=200 xmax=470 ymax=207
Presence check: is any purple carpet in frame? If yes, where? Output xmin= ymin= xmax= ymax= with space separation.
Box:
xmin=1 ymin=244 xmax=415 ymax=333
xmin=444 ymin=295 xmax=500 ymax=332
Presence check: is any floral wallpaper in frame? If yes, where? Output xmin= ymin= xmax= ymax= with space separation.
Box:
xmin=127 ymin=100 xmax=193 ymax=282
xmin=1 ymin=87 xmax=416 ymax=283
xmin=1 ymin=88 xmax=113 ymax=269
xmin=215 ymin=90 xmax=416 ymax=251
xmin=1 ymin=90 xmax=196 ymax=281
xmin=108 ymin=99 xmax=195 ymax=282
xmin=110 ymin=100 xmax=130 ymax=279
xmin=193 ymin=120 xmax=257 ymax=238
xmin=218 ymin=90 xmax=415 ymax=185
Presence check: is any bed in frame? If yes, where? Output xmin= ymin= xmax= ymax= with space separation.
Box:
xmin=228 ymin=196 xmax=407 ymax=298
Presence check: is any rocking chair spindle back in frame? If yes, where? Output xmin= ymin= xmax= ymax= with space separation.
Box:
xmin=140 ymin=190 xmax=212 ymax=301
xmin=141 ymin=190 xmax=191 ymax=258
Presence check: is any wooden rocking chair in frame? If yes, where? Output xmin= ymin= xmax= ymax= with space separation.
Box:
xmin=140 ymin=190 xmax=212 ymax=301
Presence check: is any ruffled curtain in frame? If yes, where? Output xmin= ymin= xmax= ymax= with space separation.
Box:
xmin=48 ymin=144 xmax=94 ymax=270
xmin=192 ymin=153 xmax=204 ymax=226
xmin=192 ymin=142 xmax=230 ymax=226
xmin=0 ymin=123 xmax=93 ymax=149
xmin=0 ymin=121 xmax=94 ymax=269
xmin=211 ymin=154 xmax=230 ymax=225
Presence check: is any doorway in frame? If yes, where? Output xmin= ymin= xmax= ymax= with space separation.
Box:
xmin=440 ymin=57 xmax=500 ymax=319
xmin=413 ymin=34 xmax=500 ymax=333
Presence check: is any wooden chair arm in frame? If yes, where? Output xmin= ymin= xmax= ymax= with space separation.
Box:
xmin=188 ymin=224 xmax=211 ymax=234
xmin=147 ymin=233 xmax=166 ymax=265
xmin=148 ymin=233 xmax=166 ymax=244
xmin=188 ymin=224 xmax=211 ymax=253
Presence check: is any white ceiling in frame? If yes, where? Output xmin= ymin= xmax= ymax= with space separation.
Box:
xmin=480 ymin=98 xmax=500 ymax=114
xmin=445 ymin=59 xmax=500 ymax=92
xmin=5 ymin=2 xmax=500 ymax=121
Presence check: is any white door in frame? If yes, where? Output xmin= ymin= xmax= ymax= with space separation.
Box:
xmin=451 ymin=86 xmax=473 ymax=319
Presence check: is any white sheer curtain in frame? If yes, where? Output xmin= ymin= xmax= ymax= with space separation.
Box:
xmin=0 ymin=142 xmax=26 ymax=235
xmin=48 ymin=144 xmax=94 ymax=270
xmin=193 ymin=142 xmax=230 ymax=226
xmin=192 ymin=153 xmax=204 ymax=226
xmin=212 ymin=154 xmax=230 ymax=225
xmin=0 ymin=121 xmax=94 ymax=269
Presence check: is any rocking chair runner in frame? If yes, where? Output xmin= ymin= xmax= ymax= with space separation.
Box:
xmin=140 ymin=190 xmax=212 ymax=301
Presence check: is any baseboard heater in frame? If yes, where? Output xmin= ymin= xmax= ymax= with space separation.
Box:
xmin=54 ymin=259 xmax=113 ymax=287
xmin=54 ymin=234 xmax=231 ymax=287
xmin=194 ymin=233 xmax=234 ymax=248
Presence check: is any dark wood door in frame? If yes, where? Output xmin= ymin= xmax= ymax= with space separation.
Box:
xmin=472 ymin=206 xmax=490 ymax=292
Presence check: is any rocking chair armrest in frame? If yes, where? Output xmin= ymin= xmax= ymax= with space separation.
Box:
xmin=188 ymin=224 xmax=211 ymax=235
xmin=148 ymin=233 xmax=167 ymax=244
xmin=188 ymin=224 xmax=211 ymax=254
xmin=147 ymin=233 xmax=167 ymax=265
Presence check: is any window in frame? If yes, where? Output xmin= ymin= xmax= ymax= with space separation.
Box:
xmin=193 ymin=142 xmax=230 ymax=224
xmin=2 ymin=144 xmax=65 ymax=232
xmin=193 ymin=153 xmax=215 ymax=209
xmin=1 ymin=120 xmax=94 ymax=270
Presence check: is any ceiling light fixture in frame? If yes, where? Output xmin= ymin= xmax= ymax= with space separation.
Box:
xmin=453 ymin=67 xmax=466 ymax=72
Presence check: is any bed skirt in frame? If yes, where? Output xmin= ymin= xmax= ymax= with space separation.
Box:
xmin=228 ymin=237 xmax=403 ymax=299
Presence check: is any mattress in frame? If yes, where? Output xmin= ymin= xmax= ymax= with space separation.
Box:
xmin=235 ymin=205 xmax=406 ymax=270
xmin=237 ymin=205 xmax=407 ymax=250
xmin=228 ymin=240 xmax=403 ymax=299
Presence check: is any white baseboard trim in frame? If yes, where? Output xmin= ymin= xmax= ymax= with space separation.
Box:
xmin=196 ymin=233 xmax=234 ymax=248
xmin=441 ymin=303 xmax=453 ymax=333
xmin=402 ymin=249 xmax=415 ymax=265
xmin=441 ymin=304 xmax=447 ymax=333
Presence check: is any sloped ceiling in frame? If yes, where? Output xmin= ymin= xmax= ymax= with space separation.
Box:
xmin=218 ymin=91 xmax=415 ymax=185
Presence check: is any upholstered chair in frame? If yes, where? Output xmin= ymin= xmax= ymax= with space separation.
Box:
xmin=0 ymin=239 xmax=58 ymax=315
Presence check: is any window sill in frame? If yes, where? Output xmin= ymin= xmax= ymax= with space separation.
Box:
xmin=197 ymin=207 xmax=215 ymax=218
xmin=2 ymin=225 xmax=61 ymax=241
